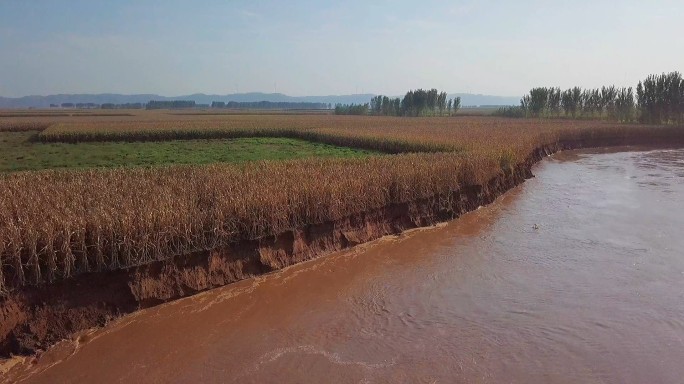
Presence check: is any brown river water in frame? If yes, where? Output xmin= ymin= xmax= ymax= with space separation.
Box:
xmin=4 ymin=148 xmax=684 ymax=383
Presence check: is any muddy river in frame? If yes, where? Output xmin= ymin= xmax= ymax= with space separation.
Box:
xmin=5 ymin=148 xmax=684 ymax=383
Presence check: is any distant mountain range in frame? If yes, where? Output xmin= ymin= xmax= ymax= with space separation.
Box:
xmin=0 ymin=92 xmax=520 ymax=109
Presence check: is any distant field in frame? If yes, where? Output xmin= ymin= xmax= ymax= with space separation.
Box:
xmin=0 ymin=131 xmax=375 ymax=172
xmin=0 ymin=106 xmax=493 ymax=125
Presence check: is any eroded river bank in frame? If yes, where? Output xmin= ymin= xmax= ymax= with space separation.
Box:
xmin=4 ymin=148 xmax=684 ymax=383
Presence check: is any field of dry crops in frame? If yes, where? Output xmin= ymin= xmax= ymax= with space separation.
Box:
xmin=36 ymin=115 xmax=677 ymax=155
xmin=0 ymin=111 xmax=683 ymax=292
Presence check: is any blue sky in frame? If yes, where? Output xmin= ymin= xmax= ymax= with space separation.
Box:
xmin=1 ymin=0 xmax=682 ymax=97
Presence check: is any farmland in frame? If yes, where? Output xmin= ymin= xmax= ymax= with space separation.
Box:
xmin=1 ymin=111 xmax=684 ymax=292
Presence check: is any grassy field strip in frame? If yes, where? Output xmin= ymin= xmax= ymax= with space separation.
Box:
xmin=0 ymin=132 xmax=377 ymax=172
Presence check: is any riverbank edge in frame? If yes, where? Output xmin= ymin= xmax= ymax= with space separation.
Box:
xmin=1 ymin=137 xmax=682 ymax=357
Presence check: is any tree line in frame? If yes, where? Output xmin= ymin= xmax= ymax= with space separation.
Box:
xmin=334 ymin=89 xmax=461 ymax=116
xmin=52 ymin=100 xmax=327 ymax=110
xmin=56 ymin=103 xmax=99 ymax=109
xmin=101 ymin=103 xmax=145 ymax=109
xmin=146 ymin=100 xmax=196 ymax=109
xmin=496 ymin=71 xmax=683 ymax=124
xmin=510 ymin=86 xmax=636 ymax=122
xmin=637 ymin=72 xmax=684 ymax=124
xmin=211 ymin=101 xmax=328 ymax=109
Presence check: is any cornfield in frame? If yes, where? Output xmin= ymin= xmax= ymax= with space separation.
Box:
xmin=1 ymin=113 xmax=683 ymax=293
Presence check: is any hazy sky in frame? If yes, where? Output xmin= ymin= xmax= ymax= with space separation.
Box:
xmin=1 ymin=0 xmax=682 ymax=97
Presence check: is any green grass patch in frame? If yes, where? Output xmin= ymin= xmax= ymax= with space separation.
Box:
xmin=0 ymin=131 xmax=379 ymax=172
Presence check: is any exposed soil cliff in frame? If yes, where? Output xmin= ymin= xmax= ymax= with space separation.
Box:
xmin=0 ymin=140 xmax=681 ymax=357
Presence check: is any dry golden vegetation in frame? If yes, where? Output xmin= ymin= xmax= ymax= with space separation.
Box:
xmin=1 ymin=112 xmax=683 ymax=292
xmin=38 ymin=115 xmax=682 ymax=157
xmin=0 ymin=154 xmax=494 ymax=290
xmin=0 ymin=121 xmax=52 ymax=132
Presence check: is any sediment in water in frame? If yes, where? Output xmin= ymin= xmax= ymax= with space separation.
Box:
xmin=1 ymin=138 xmax=681 ymax=357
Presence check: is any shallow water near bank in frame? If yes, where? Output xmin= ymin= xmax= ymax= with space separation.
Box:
xmin=4 ymin=148 xmax=684 ymax=383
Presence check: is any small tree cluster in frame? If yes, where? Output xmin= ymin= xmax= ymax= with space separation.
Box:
xmin=370 ymin=95 xmax=402 ymax=116
xmin=400 ymin=89 xmax=453 ymax=116
xmin=367 ymin=89 xmax=461 ymax=117
xmin=636 ymin=72 xmax=684 ymax=124
xmin=334 ymin=103 xmax=369 ymax=115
